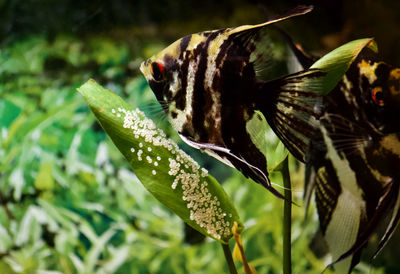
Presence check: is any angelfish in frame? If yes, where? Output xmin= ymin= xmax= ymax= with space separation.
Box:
xmin=140 ymin=5 xmax=371 ymax=198
xmin=302 ymin=46 xmax=400 ymax=271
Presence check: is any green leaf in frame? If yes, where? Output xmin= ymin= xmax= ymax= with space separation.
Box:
xmin=286 ymin=38 xmax=377 ymax=95
xmin=0 ymin=99 xmax=21 ymax=128
xmin=99 ymin=245 xmax=130 ymax=273
xmin=82 ymin=224 xmax=116 ymax=272
xmin=245 ymin=110 xmax=288 ymax=172
xmin=0 ymin=225 xmax=13 ymax=253
xmin=34 ymin=162 xmax=54 ymax=191
xmin=77 ymin=79 xmax=243 ymax=243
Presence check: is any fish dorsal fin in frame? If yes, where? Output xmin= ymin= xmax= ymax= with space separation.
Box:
xmin=224 ymin=6 xmax=313 ymax=81
xmin=228 ymin=5 xmax=313 ymax=36
xmin=275 ymin=27 xmax=317 ymax=69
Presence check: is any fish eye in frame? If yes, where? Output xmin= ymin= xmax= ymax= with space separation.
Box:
xmin=372 ymin=87 xmax=385 ymax=106
xmin=151 ymin=62 xmax=165 ymax=82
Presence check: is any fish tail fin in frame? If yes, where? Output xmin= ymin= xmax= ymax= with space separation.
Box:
xmin=256 ymin=70 xmax=324 ymax=162
xmin=255 ymin=38 xmax=377 ymax=162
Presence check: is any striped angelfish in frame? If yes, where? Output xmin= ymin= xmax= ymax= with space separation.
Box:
xmin=140 ymin=5 xmax=369 ymax=199
xmin=302 ymin=46 xmax=400 ymax=271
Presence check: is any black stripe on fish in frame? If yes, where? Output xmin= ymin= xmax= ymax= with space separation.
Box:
xmin=214 ymin=35 xmax=234 ymax=70
xmin=314 ymin=163 xmax=341 ymax=232
xmin=177 ymin=53 xmax=189 ymax=111
xmin=179 ymin=34 xmax=192 ymax=55
xmin=203 ymin=31 xmax=225 ymax=143
xmin=191 ymin=33 xmax=220 ymax=141
xmin=216 ymin=35 xmax=275 ymax=191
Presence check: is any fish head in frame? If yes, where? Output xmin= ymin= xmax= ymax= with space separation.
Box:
xmin=140 ymin=38 xmax=184 ymax=107
xmin=140 ymin=32 xmax=218 ymax=131
xmin=359 ymin=60 xmax=400 ymax=134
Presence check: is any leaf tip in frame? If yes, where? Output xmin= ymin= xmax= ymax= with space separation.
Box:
xmin=367 ymin=38 xmax=378 ymax=53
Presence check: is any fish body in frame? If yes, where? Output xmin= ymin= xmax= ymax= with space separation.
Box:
xmin=304 ymin=49 xmax=400 ymax=271
xmin=140 ymin=6 xmax=366 ymax=198
xmin=140 ymin=6 xmax=317 ymax=197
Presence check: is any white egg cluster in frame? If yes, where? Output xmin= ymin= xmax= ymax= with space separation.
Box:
xmin=111 ymin=107 xmax=232 ymax=240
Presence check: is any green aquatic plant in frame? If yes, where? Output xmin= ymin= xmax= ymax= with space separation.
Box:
xmin=78 ymin=80 xmax=248 ymax=272
xmin=0 ymin=29 xmax=389 ymax=274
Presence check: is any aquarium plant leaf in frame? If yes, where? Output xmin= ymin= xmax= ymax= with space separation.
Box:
xmin=77 ymin=79 xmax=243 ymax=243
xmin=284 ymin=38 xmax=377 ymax=95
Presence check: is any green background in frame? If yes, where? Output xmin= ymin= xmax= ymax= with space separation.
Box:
xmin=0 ymin=0 xmax=399 ymax=273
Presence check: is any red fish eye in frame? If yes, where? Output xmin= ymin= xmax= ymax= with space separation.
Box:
xmin=372 ymin=87 xmax=384 ymax=106
xmin=151 ymin=62 xmax=165 ymax=81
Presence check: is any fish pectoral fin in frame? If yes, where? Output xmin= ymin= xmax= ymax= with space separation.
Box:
xmin=178 ymin=134 xmax=285 ymax=199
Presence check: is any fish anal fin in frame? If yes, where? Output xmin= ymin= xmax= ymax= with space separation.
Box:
xmin=311 ymin=161 xmax=364 ymax=273
xmin=330 ymin=180 xmax=400 ymax=268
xmin=372 ymin=181 xmax=400 ymax=258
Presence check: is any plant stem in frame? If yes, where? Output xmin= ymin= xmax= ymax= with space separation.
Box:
xmin=281 ymin=156 xmax=292 ymax=274
xmin=221 ymin=243 xmax=238 ymax=274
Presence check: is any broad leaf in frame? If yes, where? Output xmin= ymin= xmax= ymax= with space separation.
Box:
xmin=285 ymin=38 xmax=377 ymax=94
xmin=77 ymin=79 xmax=243 ymax=243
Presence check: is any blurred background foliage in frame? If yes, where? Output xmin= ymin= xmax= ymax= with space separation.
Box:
xmin=0 ymin=0 xmax=399 ymax=273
